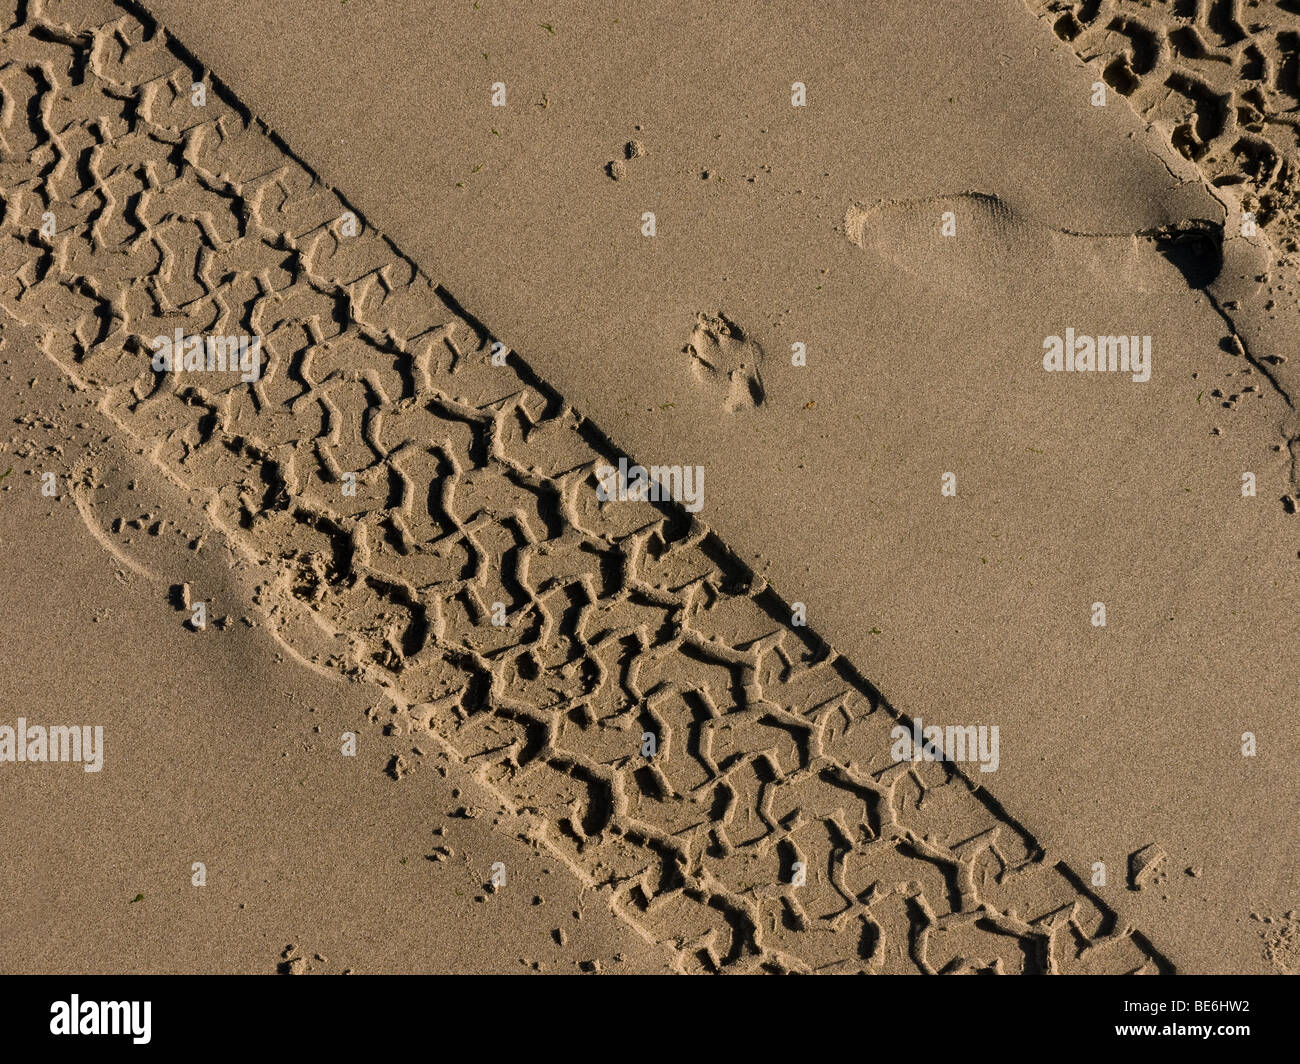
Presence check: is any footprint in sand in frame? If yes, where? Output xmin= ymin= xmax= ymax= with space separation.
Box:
xmin=843 ymin=190 xmax=1228 ymax=292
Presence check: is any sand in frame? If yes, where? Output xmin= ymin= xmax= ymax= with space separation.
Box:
xmin=0 ymin=0 xmax=1295 ymax=974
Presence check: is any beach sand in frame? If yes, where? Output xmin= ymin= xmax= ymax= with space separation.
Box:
xmin=0 ymin=0 xmax=1295 ymax=974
